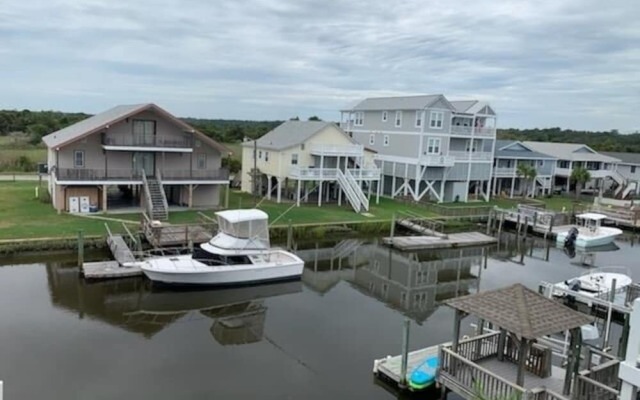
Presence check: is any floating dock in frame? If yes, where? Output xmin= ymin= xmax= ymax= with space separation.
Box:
xmin=383 ymin=232 xmax=497 ymax=251
xmin=373 ymin=345 xmax=440 ymax=387
xmin=82 ymin=230 xmax=143 ymax=280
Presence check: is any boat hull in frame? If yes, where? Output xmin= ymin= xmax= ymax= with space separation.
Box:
xmin=556 ymin=227 xmax=622 ymax=248
xmin=141 ymin=255 xmax=304 ymax=286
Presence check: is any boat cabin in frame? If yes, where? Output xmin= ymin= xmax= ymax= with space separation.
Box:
xmin=202 ymin=209 xmax=271 ymax=252
xmin=576 ymin=213 xmax=607 ymax=233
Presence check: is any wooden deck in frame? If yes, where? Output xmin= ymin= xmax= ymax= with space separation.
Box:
xmin=373 ymin=345 xmax=440 ymax=386
xmin=477 ymin=358 xmax=565 ymax=392
xmin=83 ymin=261 xmax=142 ymax=279
xmin=143 ymin=222 xmax=214 ymax=247
xmin=383 ymin=232 xmax=497 ymax=251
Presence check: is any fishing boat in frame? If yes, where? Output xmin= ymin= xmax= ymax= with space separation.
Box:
xmin=556 ymin=213 xmax=622 ymax=248
xmin=140 ymin=209 xmax=304 ymax=286
xmin=552 ymin=267 xmax=633 ymax=305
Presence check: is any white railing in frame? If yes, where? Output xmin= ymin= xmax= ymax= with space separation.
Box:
xmin=309 ymin=143 xmax=364 ymax=155
xmin=346 ymin=167 xmax=381 ymax=180
xmin=493 ymin=167 xmax=516 ymax=176
xmin=141 ymin=171 xmax=155 ymax=218
xmin=474 ymin=127 xmax=496 ymax=136
xmin=155 ymin=168 xmax=169 ymax=215
xmin=336 ymin=169 xmax=361 ymax=212
xmin=289 ymin=166 xmax=338 ymax=180
xmin=346 ymin=169 xmax=369 ymax=211
xmin=421 ymin=154 xmax=456 ymax=166
xmin=451 ymin=126 xmax=473 ymax=135
xmin=450 ymin=151 xmax=493 ymax=161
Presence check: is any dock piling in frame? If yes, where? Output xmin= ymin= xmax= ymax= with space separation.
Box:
xmin=286 ymin=219 xmax=293 ymax=251
xmin=77 ymin=230 xmax=84 ymax=269
xmin=399 ymin=318 xmax=410 ymax=388
xmin=603 ymin=278 xmax=617 ymax=349
xmin=390 ymin=213 xmax=396 ymax=239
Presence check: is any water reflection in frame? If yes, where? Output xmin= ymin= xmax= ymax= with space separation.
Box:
xmin=297 ymin=240 xmax=483 ymax=324
xmin=45 ymin=262 xmax=302 ymax=344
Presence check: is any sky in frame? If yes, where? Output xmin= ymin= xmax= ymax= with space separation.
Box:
xmin=0 ymin=0 xmax=639 ymax=131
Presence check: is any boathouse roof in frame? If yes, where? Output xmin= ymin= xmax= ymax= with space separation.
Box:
xmin=444 ymin=283 xmax=593 ymax=339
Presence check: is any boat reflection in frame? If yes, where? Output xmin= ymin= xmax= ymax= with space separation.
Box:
xmin=45 ymin=262 xmax=301 ymax=344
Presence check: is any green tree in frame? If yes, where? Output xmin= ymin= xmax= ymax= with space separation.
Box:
xmin=570 ymin=166 xmax=591 ymax=200
xmin=308 ymin=116 xmax=321 ymax=121
xmin=516 ymin=163 xmax=538 ymax=198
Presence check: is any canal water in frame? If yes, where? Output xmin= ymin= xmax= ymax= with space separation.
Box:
xmin=0 ymin=234 xmax=638 ymax=399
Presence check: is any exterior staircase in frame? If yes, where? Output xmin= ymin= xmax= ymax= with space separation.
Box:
xmin=610 ymin=170 xmax=638 ymax=199
xmin=336 ymin=169 xmax=369 ymax=213
xmin=142 ymin=172 xmax=168 ymax=220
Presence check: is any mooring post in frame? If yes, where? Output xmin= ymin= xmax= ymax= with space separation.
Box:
xmin=399 ymin=318 xmax=410 ymax=388
xmin=286 ymin=219 xmax=293 ymax=251
xmin=77 ymin=229 xmax=84 ymax=269
xmin=497 ymin=212 xmax=504 ymax=237
xmin=390 ymin=213 xmax=396 ymax=239
xmin=486 ymin=209 xmax=493 ymax=235
xmin=603 ymin=278 xmax=617 ymax=349
xmin=516 ymin=213 xmax=521 ymax=236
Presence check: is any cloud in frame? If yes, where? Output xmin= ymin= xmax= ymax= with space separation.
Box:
xmin=0 ymin=0 xmax=638 ymax=130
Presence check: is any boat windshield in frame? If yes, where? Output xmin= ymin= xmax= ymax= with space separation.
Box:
xmin=217 ymin=217 xmax=270 ymax=247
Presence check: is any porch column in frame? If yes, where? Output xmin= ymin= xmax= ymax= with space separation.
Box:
xmin=318 ymin=153 xmax=324 ymax=207
xmin=510 ymin=176 xmax=516 ymax=198
xmin=380 ymin=161 xmax=385 ymax=198
xmin=102 ymin=184 xmax=108 ymax=212
xmin=304 ymin=181 xmax=309 ymax=203
xmin=367 ymin=180 xmax=372 ymax=202
xmin=391 ymin=162 xmax=397 ymax=198
xmin=188 ymin=184 xmax=193 ymax=208
xmin=376 ymin=179 xmax=380 ymax=204
xmin=296 ymin=179 xmax=301 ymax=207
xmin=566 ymin=161 xmax=573 ymax=192
xmin=224 ymin=184 xmax=229 ymax=208
xmin=403 ymin=163 xmax=409 ymax=196
xmin=452 ymin=309 xmax=465 ymax=353
xmin=516 ymin=337 xmax=529 ymax=387
xmin=563 ymin=327 xmax=582 ymax=395
xmin=338 ymin=182 xmax=342 ymax=206
xmin=276 ymin=177 xmax=282 ymax=203
xmin=267 ymin=175 xmax=272 ymax=200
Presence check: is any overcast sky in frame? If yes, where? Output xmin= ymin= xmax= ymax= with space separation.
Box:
xmin=1 ymin=0 xmax=638 ymax=131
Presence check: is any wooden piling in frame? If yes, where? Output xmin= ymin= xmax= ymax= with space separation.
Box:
xmin=286 ymin=219 xmax=293 ymax=251
xmin=516 ymin=214 xmax=521 ymax=236
xmin=486 ymin=209 xmax=494 ymax=235
xmin=603 ymin=279 xmax=617 ymax=349
xmin=390 ymin=213 xmax=396 ymax=239
xmin=77 ymin=229 xmax=84 ymax=269
xmin=399 ymin=318 xmax=410 ymax=388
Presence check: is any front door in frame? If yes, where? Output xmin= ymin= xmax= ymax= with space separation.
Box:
xmin=133 ymin=152 xmax=155 ymax=177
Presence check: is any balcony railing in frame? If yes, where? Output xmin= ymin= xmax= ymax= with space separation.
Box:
xmin=450 ymin=151 xmax=493 ymax=161
xmin=346 ymin=167 xmax=381 ymax=180
xmin=309 ymin=143 xmax=364 ymax=156
xmin=494 ymin=167 xmax=516 ymax=176
xmin=451 ymin=126 xmax=473 ymax=136
xmin=421 ymin=154 xmax=456 ymax=167
xmin=450 ymin=126 xmax=495 ymax=136
xmin=103 ymin=134 xmax=192 ymax=148
xmin=289 ymin=166 xmax=338 ymax=180
xmin=474 ymin=127 xmax=496 ymax=136
xmin=55 ymin=168 xmax=228 ymax=181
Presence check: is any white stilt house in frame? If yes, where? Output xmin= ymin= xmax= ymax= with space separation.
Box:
xmin=240 ymin=121 xmax=381 ymax=212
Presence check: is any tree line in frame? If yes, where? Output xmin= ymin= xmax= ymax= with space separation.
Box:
xmin=1 ymin=109 xmax=639 ymax=153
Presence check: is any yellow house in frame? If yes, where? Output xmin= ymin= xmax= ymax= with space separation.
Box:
xmin=241 ymin=121 xmax=380 ymax=212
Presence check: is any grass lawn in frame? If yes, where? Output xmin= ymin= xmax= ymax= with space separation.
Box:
xmin=0 ymin=182 xmax=121 ymax=240
xmin=223 ymin=142 xmax=242 ymax=161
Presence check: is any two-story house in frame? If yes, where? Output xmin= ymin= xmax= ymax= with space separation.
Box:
xmin=601 ymin=152 xmax=640 ymax=198
xmin=340 ymin=95 xmax=497 ymax=203
xmin=240 ymin=121 xmax=380 ymax=212
xmin=493 ymin=140 xmax=556 ymax=197
xmin=42 ymin=103 xmax=229 ymax=219
xmin=522 ymin=142 xmax=622 ymax=195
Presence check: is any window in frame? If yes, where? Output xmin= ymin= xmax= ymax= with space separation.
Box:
xmin=558 ymin=160 xmax=570 ymax=168
xmin=354 ymin=112 xmax=364 ymax=126
xmin=395 ymin=111 xmax=402 ymax=127
xmin=586 ymin=161 xmax=599 ymax=170
xmin=383 ymin=135 xmax=389 ymax=147
xmin=415 ymin=111 xmax=422 ymax=127
xmin=73 ymin=150 xmax=85 ymax=168
xmin=429 ymin=111 xmax=444 ymax=129
xmin=426 ymin=138 xmax=441 ymax=154
xmin=197 ymin=153 xmax=206 ymax=169
xmin=300 ymin=143 xmax=305 ymax=150
xmin=258 ymin=150 xmax=262 ymax=159
xmin=369 ymin=134 xmax=375 ymax=145
xmin=291 ymin=153 xmax=298 ymax=165
xmin=465 ymin=140 xmax=478 ymax=152
xmin=195 ymin=139 xmax=201 ymax=148
xmin=382 ymin=111 xmax=388 ymax=122
xmin=538 ymin=160 xmax=544 ymax=167
xmin=265 ymin=152 xmax=269 ymax=162
xmin=632 ymin=166 xmax=637 ymax=173
xmin=132 ymin=120 xmax=156 ymax=145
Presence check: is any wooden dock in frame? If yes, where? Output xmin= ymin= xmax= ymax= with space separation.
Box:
xmin=383 ymin=232 xmax=497 ymax=251
xmin=82 ymin=227 xmax=143 ymax=280
xmin=373 ymin=345 xmax=440 ymax=387
xmin=142 ymin=214 xmax=215 ymax=247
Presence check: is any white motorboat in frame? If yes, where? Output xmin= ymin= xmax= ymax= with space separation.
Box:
xmin=141 ymin=209 xmax=304 ymax=286
xmin=552 ymin=267 xmax=633 ymax=305
xmin=556 ymin=213 xmax=622 ymax=248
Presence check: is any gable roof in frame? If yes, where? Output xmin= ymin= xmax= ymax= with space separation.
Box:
xmin=494 ymin=140 xmax=556 ymax=160
xmin=244 ymin=120 xmax=355 ymax=151
xmin=449 ymin=100 xmax=494 ymax=115
xmin=42 ymin=103 xmax=228 ymax=154
xmin=345 ymin=94 xmax=454 ymax=112
xmin=445 ymin=283 xmax=593 ymax=339
xmin=601 ymin=152 xmax=640 ymax=165
xmin=523 ymin=141 xmax=620 ymax=163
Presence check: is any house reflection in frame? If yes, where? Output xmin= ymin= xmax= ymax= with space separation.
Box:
xmin=44 ymin=262 xmax=301 ymax=345
xmin=298 ymin=239 xmax=484 ymax=324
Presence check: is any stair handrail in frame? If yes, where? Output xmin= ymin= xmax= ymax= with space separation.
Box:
xmin=155 ymin=168 xmax=169 ymax=215
xmin=345 ymin=168 xmax=369 ymax=211
xmin=141 ymin=170 xmax=155 ymax=218
xmin=336 ymin=169 xmax=361 ymax=212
